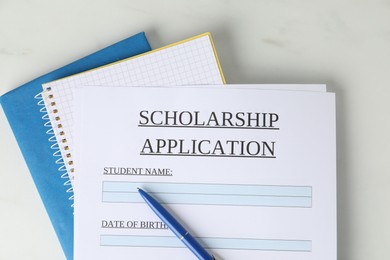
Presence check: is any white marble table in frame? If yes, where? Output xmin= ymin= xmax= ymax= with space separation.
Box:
xmin=1 ymin=0 xmax=389 ymax=259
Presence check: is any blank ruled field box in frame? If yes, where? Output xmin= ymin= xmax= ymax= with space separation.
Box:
xmin=100 ymin=235 xmax=312 ymax=252
xmin=102 ymin=182 xmax=312 ymax=208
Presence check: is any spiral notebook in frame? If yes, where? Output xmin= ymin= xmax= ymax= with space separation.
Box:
xmin=42 ymin=33 xmax=225 ymax=183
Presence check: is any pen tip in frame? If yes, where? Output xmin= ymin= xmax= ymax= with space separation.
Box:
xmin=137 ymin=187 xmax=140 ymax=190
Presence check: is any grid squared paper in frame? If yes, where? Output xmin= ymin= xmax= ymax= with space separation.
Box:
xmin=42 ymin=34 xmax=225 ymax=182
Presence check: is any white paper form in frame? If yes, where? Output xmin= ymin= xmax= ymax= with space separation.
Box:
xmin=74 ymin=86 xmax=336 ymax=260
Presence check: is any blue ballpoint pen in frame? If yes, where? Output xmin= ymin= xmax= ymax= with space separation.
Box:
xmin=137 ymin=188 xmax=215 ymax=260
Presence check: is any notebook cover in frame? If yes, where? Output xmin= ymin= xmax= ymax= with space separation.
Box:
xmin=0 ymin=32 xmax=151 ymax=259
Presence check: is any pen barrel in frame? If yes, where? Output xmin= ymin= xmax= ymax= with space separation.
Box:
xmin=138 ymin=188 xmax=214 ymax=260
xmin=182 ymin=233 xmax=214 ymax=260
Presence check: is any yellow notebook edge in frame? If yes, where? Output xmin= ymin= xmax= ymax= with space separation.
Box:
xmin=206 ymin=32 xmax=226 ymax=84
xmin=42 ymin=32 xmax=226 ymax=89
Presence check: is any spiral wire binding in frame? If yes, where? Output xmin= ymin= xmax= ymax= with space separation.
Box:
xmin=35 ymin=92 xmax=74 ymax=208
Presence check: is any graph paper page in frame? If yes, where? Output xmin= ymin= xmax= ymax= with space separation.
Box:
xmin=42 ymin=33 xmax=225 ymax=181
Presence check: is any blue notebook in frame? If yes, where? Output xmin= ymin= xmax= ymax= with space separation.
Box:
xmin=0 ymin=32 xmax=151 ymax=259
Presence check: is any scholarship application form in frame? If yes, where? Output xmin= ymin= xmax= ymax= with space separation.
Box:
xmin=73 ymin=85 xmax=336 ymax=260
